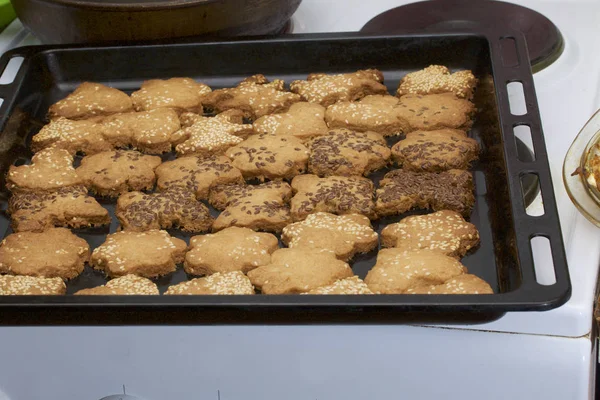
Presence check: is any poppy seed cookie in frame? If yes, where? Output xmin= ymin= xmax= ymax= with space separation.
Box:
xmin=395 ymin=93 xmax=475 ymax=132
xmin=48 ymin=82 xmax=133 ymax=120
xmin=7 ymin=148 xmax=81 ymax=192
xmin=131 ymin=77 xmax=212 ymax=114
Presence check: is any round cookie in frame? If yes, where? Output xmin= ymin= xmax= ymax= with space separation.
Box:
xmin=165 ymin=271 xmax=255 ymax=295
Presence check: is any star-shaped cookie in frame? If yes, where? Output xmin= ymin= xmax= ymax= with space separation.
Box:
xmin=32 ymin=117 xmax=112 ymax=155
xmin=131 ymin=77 xmax=212 ymax=114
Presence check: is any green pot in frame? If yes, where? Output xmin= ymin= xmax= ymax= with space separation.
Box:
xmin=0 ymin=0 xmax=16 ymax=32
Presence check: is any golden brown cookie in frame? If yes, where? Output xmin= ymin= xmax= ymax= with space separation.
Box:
xmin=116 ymin=189 xmax=213 ymax=233
xmin=48 ymin=82 xmax=133 ymax=120
xmin=364 ymin=249 xmax=467 ymax=294
xmin=32 ymin=117 xmax=112 ymax=155
xmin=131 ymin=77 xmax=212 ymax=114
xmin=185 ymin=227 xmax=279 ymax=275
xmin=0 ymin=228 xmax=89 ymax=279
xmin=307 ymin=129 xmax=390 ymax=177
xmin=75 ymin=275 xmax=159 ymax=295
xmin=395 ymin=93 xmax=475 ymax=132
xmin=7 ymin=148 xmax=81 ymax=192
xmin=253 ymin=102 xmax=329 ymax=141
xmin=281 ymin=212 xmax=378 ymax=261
xmin=375 ymin=169 xmax=474 ymax=217
xmin=290 ymin=69 xmax=388 ymax=107
xmin=391 ymin=129 xmax=479 ymax=172
xmin=290 ymin=174 xmax=376 ymax=221
xmin=91 ymin=230 xmax=186 ymax=278
xmin=305 ymin=276 xmax=373 ymax=294
xmin=173 ymin=110 xmax=255 ymax=157
xmin=324 ymin=95 xmax=409 ymax=137
xmin=202 ymin=74 xmax=301 ymax=120
xmin=9 ymin=186 xmax=111 ymax=232
xmin=155 ymin=155 xmax=244 ymax=200
xmin=381 ymin=211 xmax=479 ymax=258
xmin=408 ymin=274 xmax=493 ymax=294
xmin=77 ymin=150 xmax=162 ymax=197
xmin=247 ymin=248 xmax=353 ymax=294
xmin=396 ymin=65 xmax=477 ymax=99
xmin=164 ymin=271 xmax=255 ymax=295
xmin=226 ymin=134 xmax=309 ymax=181
xmin=0 ymin=275 xmax=66 ymax=295
xmin=209 ymin=181 xmax=292 ymax=233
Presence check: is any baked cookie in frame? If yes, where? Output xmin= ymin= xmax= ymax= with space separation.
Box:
xmin=253 ymin=102 xmax=329 ymax=141
xmin=281 ymin=212 xmax=378 ymax=261
xmin=131 ymin=77 xmax=212 ymax=114
xmin=395 ymin=93 xmax=475 ymax=132
xmin=396 ymin=65 xmax=477 ymax=99
xmin=324 ymin=95 xmax=409 ymax=137
xmin=202 ymin=74 xmax=301 ymax=120
xmin=48 ymin=82 xmax=133 ymax=120
xmin=391 ymin=129 xmax=479 ymax=172
xmin=375 ymin=169 xmax=474 ymax=217
xmin=9 ymin=186 xmax=111 ymax=232
xmin=101 ymin=108 xmax=181 ymax=154
xmin=305 ymin=276 xmax=373 ymax=295
xmin=173 ymin=110 xmax=255 ymax=157
xmin=307 ymin=129 xmax=390 ymax=177
xmin=0 ymin=275 xmax=66 ymax=295
xmin=290 ymin=174 xmax=376 ymax=221
xmin=155 ymin=155 xmax=244 ymax=200
xmin=32 ymin=117 xmax=112 ymax=155
xmin=408 ymin=274 xmax=493 ymax=294
xmin=7 ymin=148 xmax=81 ymax=192
xmin=290 ymin=69 xmax=388 ymax=107
xmin=364 ymin=249 xmax=467 ymax=294
xmin=185 ymin=226 xmax=279 ymax=275
xmin=0 ymin=228 xmax=89 ymax=279
xmin=381 ymin=211 xmax=479 ymax=258
xmin=116 ymin=189 xmax=213 ymax=233
xmin=209 ymin=181 xmax=292 ymax=233
xmin=164 ymin=271 xmax=255 ymax=295
xmin=226 ymin=134 xmax=309 ymax=181
xmin=75 ymin=275 xmax=159 ymax=295
xmin=77 ymin=150 xmax=162 ymax=197
xmin=91 ymin=230 xmax=186 ymax=278
xmin=248 ymin=248 xmax=353 ymax=294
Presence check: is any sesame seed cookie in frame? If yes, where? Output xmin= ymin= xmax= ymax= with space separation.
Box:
xmin=253 ymin=102 xmax=329 ymax=141
xmin=101 ymin=108 xmax=181 ymax=154
xmin=395 ymin=93 xmax=475 ymax=132
xmin=91 ymin=229 xmax=187 ymax=278
xmin=408 ymin=274 xmax=493 ymax=295
xmin=131 ymin=77 xmax=212 ymax=114
xmin=364 ymin=248 xmax=467 ymax=294
xmin=290 ymin=174 xmax=376 ymax=221
xmin=247 ymin=248 xmax=353 ymax=294
xmin=164 ymin=271 xmax=255 ymax=295
xmin=202 ymin=74 xmax=302 ymax=121
xmin=290 ymin=69 xmax=388 ymax=107
xmin=0 ymin=228 xmax=89 ymax=280
xmin=7 ymin=148 xmax=81 ymax=192
xmin=324 ymin=95 xmax=409 ymax=137
xmin=173 ymin=110 xmax=255 ymax=157
xmin=184 ymin=226 xmax=279 ymax=275
xmin=116 ymin=189 xmax=213 ymax=233
xmin=155 ymin=155 xmax=244 ymax=200
xmin=48 ymin=82 xmax=133 ymax=120
xmin=375 ymin=169 xmax=474 ymax=218
xmin=281 ymin=212 xmax=378 ymax=261
xmin=381 ymin=210 xmax=479 ymax=258
xmin=0 ymin=275 xmax=66 ymax=295
xmin=209 ymin=181 xmax=292 ymax=233
xmin=307 ymin=129 xmax=390 ymax=177
xmin=391 ymin=129 xmax=479 ymax=172
xmin=396 ymin=65 xmax=477 ymax=100
xmin=75 ymin=275 xmax=159 ymax=295
xmin=32 ymin=117 xmax=112 ymax=155
xmin=9 ymin=186 xmax=111 ymax=232
xmin=305 ymin=276 xmax=373 ymax=295
xmin=77 ymin=150 xmax=162 ymax=197
xmin=226 ymin=134 xmax=309 ymax=181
